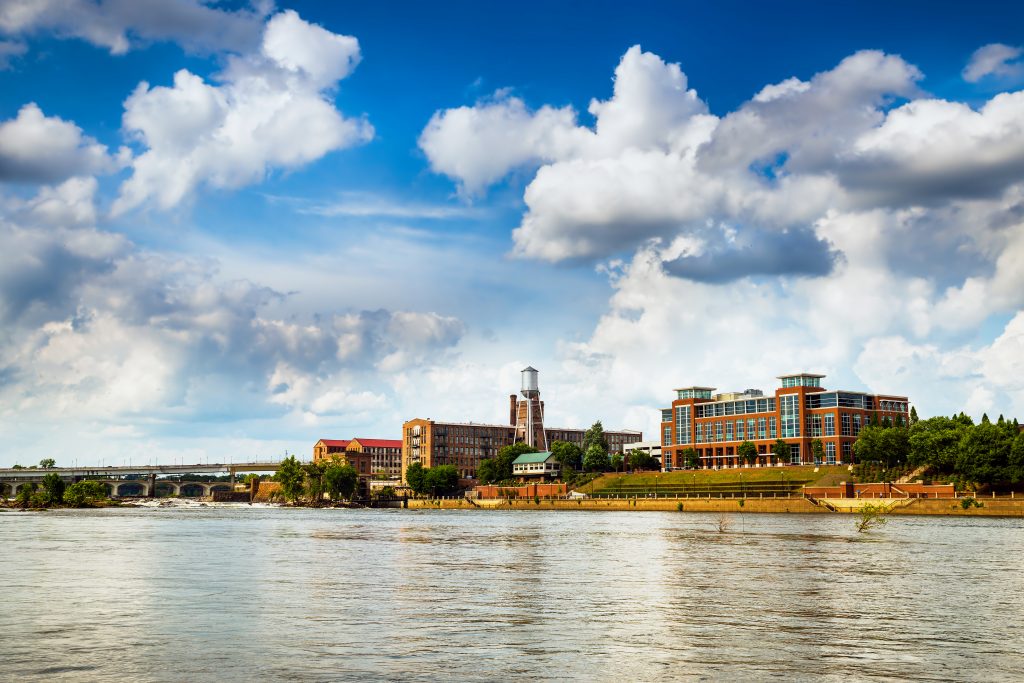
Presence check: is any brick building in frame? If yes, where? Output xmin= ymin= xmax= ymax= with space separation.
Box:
xmin=660 ymin=373 xmax=909 ymax=470
xmin=402 ymin=420 xmax=641 ymax=481
xmin=313 ymin=437 xmax=403 ymax=479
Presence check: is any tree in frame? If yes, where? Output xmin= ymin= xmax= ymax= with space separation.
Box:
xmin=582 ymin=421 xmax=608 ymax=455
xmin=610 ymin=453 xmax=623 ymax=472
xmin=1008 ymin=433 xmax=1024 ymax=484
xmin=956 ymin=422 xmax=1013 ymax=485
xmin=424 ymin=465 xmax=460 ymax=496
xmin=549 ymin=440 xmax=583 ymax=470
xmin=274 ymin=455 xmax=305 ymax=503
xmin=303 ymin=461 xmax=327 ymax=504
xmin=811 ymin=439 xmax=825 ymax=465
xmin=16 ymin=482 xmax=37 ymax=509
xmin=909 ymin=416 xmax=967 ymax=470
xmin=324 ymin=461 xmax=358 ymax=500
xmin=476 ymin=458 xmax=501 ymax=485
xmin=852 ymin=426 xmax=886 ymax=463
xmin=679 ymin=448 xmax=700 ymax=469
xmin=63 ymin=481 xmax=106 ymax=507
xmin=909 ymin=406 xmax=919 ymax=425
xmin=856 ymin=504 xmax=888 ymax=533
xmin=737 ymin=441 xmax=758 ymax=465
xmin=42 ymin=472 xmax=65 ymax=505
xmin=39 ymin=458 xmax=56 ymax=469
xmin=772 ymin=439 xmax=791 ymax=465
xmin=627 ymin=449 xmax=660 ymax=471
xmin=405 ymin=462 xmax=427 ymax=495
xmin=582 ymin=444 xmax=610 ymax=472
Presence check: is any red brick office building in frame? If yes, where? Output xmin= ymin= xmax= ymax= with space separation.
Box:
xmin=660 ymin=374 xmax=909 ymax=470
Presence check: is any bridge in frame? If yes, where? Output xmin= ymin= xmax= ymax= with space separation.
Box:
xmin=0 ymin=461 xmax=296 ymax=499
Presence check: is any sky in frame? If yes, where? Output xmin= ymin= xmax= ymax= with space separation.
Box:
xmin=1 ymin=0 xmax=1024 ymax=467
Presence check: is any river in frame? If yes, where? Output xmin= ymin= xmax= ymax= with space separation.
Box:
xmin=2 ymin=507 xmax=1022 ymax=681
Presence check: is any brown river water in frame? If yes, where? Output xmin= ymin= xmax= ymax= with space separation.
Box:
xmin=2 ymin=507 xmax=1022 ymax=681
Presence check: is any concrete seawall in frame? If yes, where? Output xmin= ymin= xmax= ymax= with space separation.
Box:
xmin=408 ymin=496 xmax=1024 ymax=517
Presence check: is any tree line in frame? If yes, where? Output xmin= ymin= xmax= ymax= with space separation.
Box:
xmin=854 ymin=411 xmax=1024 ymax=487
xmin=272 ymin=455 xmax=360 ymax=504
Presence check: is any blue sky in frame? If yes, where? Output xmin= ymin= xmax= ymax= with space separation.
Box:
xmin=1 ymin=0 xmax=1023 ymax=466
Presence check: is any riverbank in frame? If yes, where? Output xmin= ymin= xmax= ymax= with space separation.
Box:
xmin=409 ymin=496 xmax=1024 ymax=516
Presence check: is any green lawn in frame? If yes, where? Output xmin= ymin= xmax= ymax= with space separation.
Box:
xmin=589 ymin=465 xmax=852 ymax=492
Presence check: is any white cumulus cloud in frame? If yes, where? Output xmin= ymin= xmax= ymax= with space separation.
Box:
xmin=113 ymin=9 xmax=373 ymax=214
xmin=0 ymin=103 xmax=121 ymax=183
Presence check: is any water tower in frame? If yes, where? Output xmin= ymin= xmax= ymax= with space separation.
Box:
xmin=513 ymin=366 xmax=547 ymax=450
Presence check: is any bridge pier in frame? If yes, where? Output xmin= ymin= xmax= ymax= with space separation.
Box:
xmin=149 ymin=473 xmax=156 ymax=498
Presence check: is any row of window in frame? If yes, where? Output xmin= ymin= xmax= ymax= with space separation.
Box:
xmin=693 ymin=417 xmax=777 ymax=443
xmin=694 ymin=398 xmax=777 ymax=418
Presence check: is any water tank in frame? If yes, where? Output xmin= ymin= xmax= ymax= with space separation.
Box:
xmin=521 ymin=366 xmax=540 ymax=394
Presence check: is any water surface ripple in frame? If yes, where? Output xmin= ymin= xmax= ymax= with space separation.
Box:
xmin=2 ymin=508 xmax=1022 ymax=681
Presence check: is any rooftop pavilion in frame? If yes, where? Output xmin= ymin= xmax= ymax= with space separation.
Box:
xmin=777 ymin=373 xmax=826 ymax=388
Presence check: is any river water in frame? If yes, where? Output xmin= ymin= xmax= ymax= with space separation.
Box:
xmin=2 ymin=507 xmax=1022 ymax=681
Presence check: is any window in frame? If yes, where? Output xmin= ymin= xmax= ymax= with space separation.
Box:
xmin=825 ymin=442 xmax=836 ymax=465
xmin=842 ymin=443 xmax=852 ymax=462
xmin=747 ymin=419 xmax=756 ymax=440
xmin=780 ymin=394 xmax=800 ymax=438
xmin=675 ymin=406 xmax=692 ymax=445
xmin=853 ymin=414 xmax=862 ymax=435
xmin=725 ymin=421 xmax=734 ymax=441
xmin=790 ymin=444 xmax=801 ymax=464
xmin=736 ymin=420 xmax=745 ymax=440
xmin=662 ymin=409 xmax=672 ymax=423
xmin=757 ymin=418 xmax=766 ymax=439
xmin=769 ymin=417 xmax=777 ymax=439
xmin=716 ymin=422 xmax=723 ymax=442
xmin=841 ymin=414 xmax=852 ymax=436
xmin=696 ymin=423 xmax=704 ymax=444
xmin=808 ymin=414 xmax=822 ymax=437
xmin=663 ymin=425 xmax=672 ymax=446
xmin=824 ymin=414 xmax=835 ymax=437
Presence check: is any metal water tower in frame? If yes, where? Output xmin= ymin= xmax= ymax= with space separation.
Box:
xmin=521 ymin=366 xmax=540 ymax=396
xmin=514 ymin=366 xmax=546 ymax=450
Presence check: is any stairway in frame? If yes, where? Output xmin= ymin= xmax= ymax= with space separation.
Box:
xmin=897 ymin=465 xmax=929 ymax=484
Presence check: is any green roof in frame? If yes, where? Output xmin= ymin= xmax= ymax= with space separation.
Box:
xmin=512 ymin=451 xmax=555 ymax=464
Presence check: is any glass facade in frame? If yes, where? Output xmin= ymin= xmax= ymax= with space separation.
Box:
xmin=781 ymin=375 xmax=822 ymax=388
xmin=826 ymin=442 xmax=836 ymax=465
xmin=695 ymin=398 xmax=775 ymax=419
xmin=769 ymin=417 xmax=777 ymax=439
xmin=675 ymin=406 xmax=691 ymax=445
xmin=780 ymin=394 xmax=801 ymax=438
xmin=662 ymin=425 xmax=671 ymax=446
xmin=824 ymin=414 xmax=835 ymax=436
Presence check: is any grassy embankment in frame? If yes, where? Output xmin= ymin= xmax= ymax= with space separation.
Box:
xmin=583 ymin=465 xmax=851 ymax=498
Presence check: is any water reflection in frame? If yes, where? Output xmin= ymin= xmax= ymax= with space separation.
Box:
xmin=1 ymin=508 xmax=1022 ymax=681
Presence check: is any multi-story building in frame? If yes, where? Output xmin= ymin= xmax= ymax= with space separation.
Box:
xmin=313 ymin=439 xmax=350 ymax=460
xmin=401 ymin=420 xmax=642 ymax=481
xmin=660 ymin=373 xmax=909 ymax=470
xmin=623 ymin=440 xmax=663 ymax=467
xmin=313 ymin=437 xmax=402 ymax=478
xmin=401 ymin=366 xmax=641 ymax=481
xmin=347 ymin=438 xmax=403 ymax=479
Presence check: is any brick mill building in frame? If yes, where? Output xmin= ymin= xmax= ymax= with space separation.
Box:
xmin=660 ymin=373 xmax=909 ymax=470
xmin=313 ymin=437 xmax=403 ymax=479
xmin=402 ymin=367 xmax=641 ymax=481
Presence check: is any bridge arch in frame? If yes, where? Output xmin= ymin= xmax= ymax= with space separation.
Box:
xmin=178 ymin=483 xmax=207 ymax=497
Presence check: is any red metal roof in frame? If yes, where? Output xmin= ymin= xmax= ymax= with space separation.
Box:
xmin=319 ymin=439 xmax=351 ymax=448
xmin=351 ymin=438 xmax=402 ymax=449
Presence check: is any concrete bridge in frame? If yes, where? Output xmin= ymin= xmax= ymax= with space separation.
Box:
xmin=0 ymin=460 xmax=294 ymax=499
